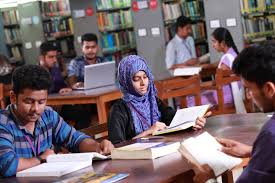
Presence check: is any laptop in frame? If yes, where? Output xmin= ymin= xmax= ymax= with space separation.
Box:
xmin=75 ymin=61 xmax=116 ymax=90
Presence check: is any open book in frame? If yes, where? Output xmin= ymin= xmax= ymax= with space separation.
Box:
xmin=173 ymin=66 xmax=202 ymax=76
xmin=111 ymin=141 xmax=180 ymax=159
xmin=178 ymin=132 xmax=242 ymax=176
xmin=16 ymin=152 xmax=110 ymax=177
xmin=153 ymin=105 xmax=210 ymax=135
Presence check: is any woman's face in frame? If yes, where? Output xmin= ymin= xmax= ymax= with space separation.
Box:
xmin=211 ymin=36 xmax=223 ymax=52
xmin=132 ymin=71 xmax=149 ymax=96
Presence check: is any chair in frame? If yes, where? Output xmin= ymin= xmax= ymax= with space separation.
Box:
xmin=0 ymin=83 xmax=11 ymax=109
xmin=155 ymin=75 xmax=201 ymax=108
xmin=80 ymin=123 xmax=108 ymax=140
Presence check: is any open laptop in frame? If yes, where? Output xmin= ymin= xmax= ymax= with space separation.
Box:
xmin=75 ymin=61 xmax=116 ymax=90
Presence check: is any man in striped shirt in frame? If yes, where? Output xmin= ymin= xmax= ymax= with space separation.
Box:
xmin=0 ymin=65 xmax=114 ymax=177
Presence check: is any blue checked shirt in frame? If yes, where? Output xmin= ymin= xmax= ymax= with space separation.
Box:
xmin=67 ymin=56 xmax=106 ymax=82
xmin=0 ymin=105 xmax=90 ymax=177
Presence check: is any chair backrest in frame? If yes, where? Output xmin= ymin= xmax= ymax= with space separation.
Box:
xmin=156 ymin=75 xmax=201 ymax=108
xmin=80 ymin=123 xmax=108 ymax=139
xmin=214 ymin=69 xmax=241 ymax=114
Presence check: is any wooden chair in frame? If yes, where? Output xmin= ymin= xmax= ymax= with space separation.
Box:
xmin=80 ymin=123 xmax=108 ymax=140
xmin=155 ymin=75 xmax=201 ymax=108
xmin=0 ymin=83 xmax=11 ymax=109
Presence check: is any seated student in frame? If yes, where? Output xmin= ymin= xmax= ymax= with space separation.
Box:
xmin=189 ymin=27 xmax=245 ymax=113
xmin=0 ymin=65 xmax=114 ymax=177
xmin=39 ymin=42 xmax=72 ymax=94
xmin=67 ymin=33 xmax=106 ymax=89
xmin=108 ymin=55 xmax=211 ymax=144
xmin=193 ymin=42 xmax=275 ymax=183
xmin=0 ymin=54 xmax=13 ymax=84
xmin=165 ymin=16 xmax=198 ymax=70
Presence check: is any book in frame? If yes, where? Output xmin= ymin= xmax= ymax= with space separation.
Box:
xmin=153 ymin=105 xmax=210 ymax=136
xmin=178 ymin=132 xmax=242 ymax=176
xmin=173 ymin=66 xmax=202 ymax=76
xmin=111 ymin=141 xmax=180 ymax=159
xmin=59 ymin=172 xmax=129 ymax=183
xmin=16 ymin=152 xmax=109 ymax=177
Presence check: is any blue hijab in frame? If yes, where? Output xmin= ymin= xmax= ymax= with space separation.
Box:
xmin=118 ymin=55 xmax=161 ymax=135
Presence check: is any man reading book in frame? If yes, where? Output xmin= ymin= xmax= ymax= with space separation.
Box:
xmin=0 ymin=65 xmax=114 ymax=177
xmin=193 ymin=42 xmax=275 ymax=183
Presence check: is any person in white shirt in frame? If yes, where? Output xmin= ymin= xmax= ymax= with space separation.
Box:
xmin=165 ymin=16 xmax=198 ymax=70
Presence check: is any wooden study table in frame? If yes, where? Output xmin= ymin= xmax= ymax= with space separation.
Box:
xmin=47 ymin=85 xmax=122 ymax=124
xmin=3 ymin=112 xmax=270 ymax=183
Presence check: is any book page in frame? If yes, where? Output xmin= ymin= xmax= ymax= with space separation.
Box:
xmin=47 ymin=153 xmax=97 ymax=163
xmin=180 ymin=132 xmax=242 ymax=176
xmin=168 ymin=105 xmax=210 ymax=129
xmin=173 ymin=67 xmax=202 ymax=76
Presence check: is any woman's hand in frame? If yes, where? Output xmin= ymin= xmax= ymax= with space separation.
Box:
xmin=193 ymin=111 xmax=212 ymax=130
xmin=133 ymin=121 xmax=167 ymax=139
xmin=59 ymin=88 xmax=72 ymax=95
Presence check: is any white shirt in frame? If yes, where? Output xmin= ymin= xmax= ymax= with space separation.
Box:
xmin=165 ymin=34 xmax=197 ymax=69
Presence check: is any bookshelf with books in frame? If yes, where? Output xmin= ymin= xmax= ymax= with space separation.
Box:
xmin=240 ymin=0 xmax=275 ymax=46
xmin=40 ymin=0 xmax=76 ymax=59
xmin=96 ymin=0 xmax=137 ymax=62
xmin=162 ymin=0 xmax=208 ymax=57
xmin=0 ymin=7 xmax=24 ymax=64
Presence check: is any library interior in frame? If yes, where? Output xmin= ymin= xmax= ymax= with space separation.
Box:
xmin=0 ymin=0 xmax=275 ymax=183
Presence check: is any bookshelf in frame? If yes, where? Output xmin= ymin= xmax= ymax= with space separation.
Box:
xmin=95 ymin=0 xmax=136 ymax=62
xmin=162 ymin=0 xmax=208 ymax=57
xmin=0 ymin=7 xmax=24 ymax=64
xmin=40 ymin=0 xmax=76 ymax=59
xmin=240 ymin=0 xmax=275 ymax=45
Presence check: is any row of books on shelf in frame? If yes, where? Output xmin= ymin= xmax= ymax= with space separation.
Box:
xmin=4 ymin=28 xmax=21 ymax=44
xmin=43 ymin=17 xmax=74 ymax=38
xmin=100 ymin=31 xmax=136 ymax=53
xmin=97 ymin=10 xmax=133 ymax=32
xmin=8 ymin=46 xmax=22 ymax=60
xmin=242 ymin=15 xmax=275 ymax=38
xmin=240 ymin=0 xmax=275 ymax=13
xmin=96 ymin=0 xmax=131 ymax=10
xmin=1 ymin=9 xmax=19 ymax=25
xmin=162 ymin=0 xmax=203 ymax=21
xmin=164 ymin=23 xmax=206 ymax=43
xmin=40 ymin=0 xmax=71 ymax=17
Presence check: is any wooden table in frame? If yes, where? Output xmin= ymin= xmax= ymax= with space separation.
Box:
xmin=3 ymin=113 xmax=270 ymax=183
xmin=47 ymin=85 xmax=122 ymax=124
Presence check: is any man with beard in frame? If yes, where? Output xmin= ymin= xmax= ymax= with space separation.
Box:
xmin=67 ymin=33 xmax=106 ymax=89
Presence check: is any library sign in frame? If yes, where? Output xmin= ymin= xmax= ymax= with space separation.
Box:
xmin=132 ymin=0 xmax=157 ymax=12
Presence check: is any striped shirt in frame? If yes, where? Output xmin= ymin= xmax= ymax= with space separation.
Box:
xmin=67 ymin=56 xmax=106 ymax=82
xmin=0 ymin=105 xmax=90 ymax=177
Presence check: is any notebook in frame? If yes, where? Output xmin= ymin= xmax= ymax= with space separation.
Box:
xmin=111 ymin=141 xmax=180 ymax=160
xmin=16 ymin=152 xmax=109 ymax=177
xmin=75 ymin=61 xmax=116 ymax=90
xmin=178 ymin=132 xmax=242 ymax=176
xmin=173 ymin=66 xmax=202 ymax=76
xmin=153 ymin=104 xmax=210 ymax=135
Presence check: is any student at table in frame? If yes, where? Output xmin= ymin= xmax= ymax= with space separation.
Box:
xmin=108 ymin=55 xmax=211 ymax=144
xmin=67 ymin=33 xmax=106 ymax=89
xmin=0 ymin=65 xmax=114 ymax=177
xmin=39 ymin=41 xmax=71 ymax=94
xmin=165 ymin=16 xmax=198 ymax=70
xmin=193 ymin=41 xmax=275 ymax=183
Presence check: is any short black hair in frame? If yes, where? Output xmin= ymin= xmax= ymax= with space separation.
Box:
xmin=176 ymin=16 xmax=192 ymax=31
xmin=12 ymin=65 xmax=52 ymax=94
xmin=81 ymin=33 xmax=98 ymax=44
xmin=40 ymin=42 xmax=57 ymax=56
xmin=232 ymin=41 xmax=275 ymax=87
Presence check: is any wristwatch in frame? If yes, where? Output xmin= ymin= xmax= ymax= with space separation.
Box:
xmin=205 ymin=178 xmax=218 ymax=183
xmin=36 ymin=156 xmax=47 ymax=164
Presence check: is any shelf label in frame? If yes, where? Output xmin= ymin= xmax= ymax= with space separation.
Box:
xmin=138 ymin=28 xmax=147 ymax=37
xmin=151 ymin=27 xmax=160 ymax=36
xmin=73 ymin=10 xmax=85 ymax=18
xmin=210 ymin=19 xmax=220 ymax=28
xmin=226 ymin=18 xmax=237 ymax=27
xmin=86 ymin=7 xmax=94 ymax=17
xmin=149 ymin=0 xmax=157 ymax=10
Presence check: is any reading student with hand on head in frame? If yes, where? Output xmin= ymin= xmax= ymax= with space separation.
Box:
xmin=0 ymin=65 xmax=114 ymax=177
xmin=165 ymin=15 xmax=198 ymax=70
xmin=107 ymin=55 xmax=211 ymax=144
xmin=39 ymin=41 xmax=72 ymax=94
xmin=193 ymin=42 xmax=275 ymax=183
xmin=67 ymin=33 xmax=106 ymax=89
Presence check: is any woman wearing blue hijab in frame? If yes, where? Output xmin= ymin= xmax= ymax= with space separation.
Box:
xmin=108 ymin=55 xmax=210 ymax=144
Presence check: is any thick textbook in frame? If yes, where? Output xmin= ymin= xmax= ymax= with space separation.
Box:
xmin=173 ymin=66 xmax=202 ymax=76
xmin=178 ymin=132 xmax=242 ymax=176
xmin=16 ymin=152 xmax=109 ymax=177
xmin=111 ymin=141 xmax=180 ymax=159
xmin=153 ymin=105 xmax=210 ymax=135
